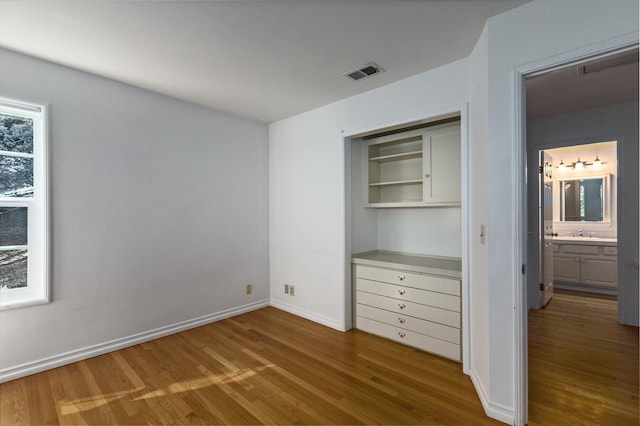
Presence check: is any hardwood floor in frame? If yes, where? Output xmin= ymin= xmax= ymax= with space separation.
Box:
xmin=0 ymin=307 xmax=498 ymax=425
xmin=528 ymin=290 xmax=639 ymax=425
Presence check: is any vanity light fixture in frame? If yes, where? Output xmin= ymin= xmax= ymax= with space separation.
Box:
xmin=593 ymin=155 xmax=603 ymax=169
xmin=556 ymin=156 xmax=605 ymax=170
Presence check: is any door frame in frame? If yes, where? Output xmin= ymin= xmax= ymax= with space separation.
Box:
xmin=512 ymin=34 xmax=639 ymax=425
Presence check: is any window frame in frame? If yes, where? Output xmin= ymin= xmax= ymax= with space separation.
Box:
xmin=0 ymin=98 xmax=49 ymax=309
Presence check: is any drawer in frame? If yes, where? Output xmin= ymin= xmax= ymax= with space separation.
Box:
xmin=356 ymin=316 xmax=461 ymax=361
xmin=355 ymin=265 xmax=460 ymax=296
xmin=357 ymin=303 xmax=460 ymax=344
xmin=562 ymin=245 xmax=599 ymax=255
xmin=602 ymin=246 xmax=617 ymax=256
xmin=357 ymin=291 xmax=460 ymax=328
xmin=356 ymin=278 xmax=460 ymax=312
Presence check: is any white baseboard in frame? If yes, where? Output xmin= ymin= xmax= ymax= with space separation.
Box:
xmin=0 ymin=299 xmax=269 ymax=384
xmin=270 ymin=299 xmax=346 ymax=331
xmin=469 ymin=368 xmax=514 ymax=425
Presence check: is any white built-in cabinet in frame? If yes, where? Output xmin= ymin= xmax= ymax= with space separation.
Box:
xmin=553 ymin=242 xmax=617 ymax=289
xmin=366 ymin=121 xmax=460 ymax=207
xmin=352 ymin=251 xmax=462 ymax=361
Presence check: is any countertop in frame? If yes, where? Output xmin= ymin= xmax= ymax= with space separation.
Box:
xmin=553 ymin=236 xmax=617 ymax=246
xmin=352 ymin=250 xmax=462 ymax=279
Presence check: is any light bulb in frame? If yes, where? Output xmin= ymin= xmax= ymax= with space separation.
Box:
xmin=574 ymin=158 xmax=584 ymax=170
xmin=593 ymin=156 xmax=602 ymax=169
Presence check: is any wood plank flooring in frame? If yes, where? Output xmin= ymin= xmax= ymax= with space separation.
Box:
xmin=0 ymin=307 xmax=498 ymax=425
xmin=528 ymin=290 xmax=639 ymax=425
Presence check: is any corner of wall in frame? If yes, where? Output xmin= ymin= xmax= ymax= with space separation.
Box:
xmin=469 ymin=369 xmax=514 ymax=424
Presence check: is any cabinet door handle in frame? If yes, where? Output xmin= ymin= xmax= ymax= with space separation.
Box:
xmin=398 ymin=275 xmax=406 ymax=281
xmin=398 ymin=318 xmax=406 ymax=324
xmin=398 ymin=303 xmax=406 ymax=310
xmin=398 ymin=289 xmax=406 ymax=295
xmin=398 ymin=332 xmax=406 ymax=338
xmin=425 ymin=174 xmax=430 ymax=178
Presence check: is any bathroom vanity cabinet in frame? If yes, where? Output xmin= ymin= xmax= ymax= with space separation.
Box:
xmin=553 ymin=239 xmax=617 ymax=291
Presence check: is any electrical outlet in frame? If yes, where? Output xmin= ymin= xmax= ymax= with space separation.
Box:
xmin=285 ymin=284 xmax=290 ymax=294
xmin=246 ymin=284 xmax=252 ymax=295
xmin=290 ymin=285 xmax=295 ymax=296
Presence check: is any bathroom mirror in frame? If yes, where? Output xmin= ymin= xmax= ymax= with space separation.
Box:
xmin=559 ymin=175 xmax=608 ymax=222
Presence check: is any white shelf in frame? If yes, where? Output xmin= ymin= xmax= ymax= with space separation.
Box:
xmin=369 ymin=179 xmax=423 ymax=187
xmin=369 ymin=151 xmax=422 ymax=163
xmin=366 ymin=121 xmax=460 ymax=207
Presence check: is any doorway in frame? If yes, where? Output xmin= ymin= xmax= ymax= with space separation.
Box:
xmin=523 ymin=49 xmax=639 ymax=424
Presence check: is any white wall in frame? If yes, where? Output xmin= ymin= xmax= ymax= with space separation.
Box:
xmin=0 ymin=47 xmax=270 ymax=381
xmin=348 ymin=137 xmax=377 ymax=255
xmin=376 ymin=208 xmax=461 ymax=257
xmin=468 ymin=22 xmax=492 ymax=414
xmin=469 ymin=0 xmax=638 ymax=421
xmin=269 ymin=59 xmax=468 ymax=331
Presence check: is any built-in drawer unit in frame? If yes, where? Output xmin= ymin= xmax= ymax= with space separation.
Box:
xmin=352 ymin=252 xmax=462 ymax=362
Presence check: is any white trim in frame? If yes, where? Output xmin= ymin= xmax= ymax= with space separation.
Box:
xmin=341 ymin=103 xmax=466 ymax=139
xmin=518 ymin=33 xmax=639 ymax=78
xmin=0 ymin=98 xmax=43 ymax=115
xmin=270 ymin=298 xmax=347 ymax=331
xmin=512 ymin=32 xmax=639 ymax=426
xmin=0 ymin=245 xmax=27 ymax=251
xmin=0 ymin=299 xmax=269 ymax=383
xmin=40 ymin=103 xmax=51 ymax=305
xmin=459 ymin=103 xmax=471 ymax=374
xmin=0 ymin=150 xmax=33 ymax=159
xmin=0 ymin=99 xmax=49 ymax=309
xmin=469 ymin=368 xmax=515 ymax=425
xmin=512 ymin=66 xmax=528 ymax=426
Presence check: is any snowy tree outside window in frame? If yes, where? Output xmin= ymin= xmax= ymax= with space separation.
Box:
xmin=0 ymin=99 xmax=49 ymax=308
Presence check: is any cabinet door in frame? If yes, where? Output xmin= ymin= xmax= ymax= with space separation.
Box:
xmin=581 ymin=256 xmax=617 ymax=288
xmin=423 ymin=125 xmax=461 ymax=204
xmin=553 ymin=254 xmax=580 ymax=283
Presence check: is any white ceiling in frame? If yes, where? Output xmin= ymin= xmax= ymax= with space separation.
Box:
xmin=526 ymin=49 xmax=639 ymax=119
xmin=0 ymin=0 xmax=531 ymax=122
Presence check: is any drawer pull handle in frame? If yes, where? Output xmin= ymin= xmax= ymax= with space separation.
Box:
xmin=398 ymin=318 xmax=406 ymax=324
xmin=398 ymin=332 xmax=406 ymax=338
xmin=398 ymin=275 xmax=406 ymax=281
xmin=398 ymin=303 xmax=406 ymax=310
xmin=398 ymin=289 xmax=406 ymax=295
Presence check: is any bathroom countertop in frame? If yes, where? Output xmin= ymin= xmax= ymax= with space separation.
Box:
xmin=553 ymin=236 xmax=617 ymax=246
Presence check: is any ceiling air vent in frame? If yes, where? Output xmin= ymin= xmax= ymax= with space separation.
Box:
xmin=343 ymin=62 xmax=385 ymax=81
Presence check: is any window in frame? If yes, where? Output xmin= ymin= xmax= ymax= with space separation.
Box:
xmin=0 ymin=98 xmax=48 ymax=309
